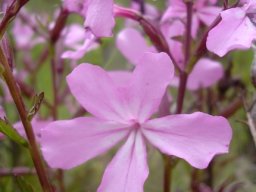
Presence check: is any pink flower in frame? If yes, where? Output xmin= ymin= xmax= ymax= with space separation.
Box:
xmin=170 ymin=58 xmax=224 ymax=90
xmin=63 ymin=0 xmax=115 ymax=37
xmin=62 ymin=0 xmax=115 ymax=60
xmin=61 ymin=27 xmax=99 ymax=60
xmin=116 ymin=28 xmax=224 ymax=90
xmin=41 ymin=52 xmax=232 ymax=191
xmin=162 ymin=0 xmax=221 ymax=38
xmin=207 ymin=0 xmax=256 ymax=57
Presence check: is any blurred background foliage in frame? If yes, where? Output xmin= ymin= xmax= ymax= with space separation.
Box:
xmin=0 ymin=0 xmax=256 ymax=192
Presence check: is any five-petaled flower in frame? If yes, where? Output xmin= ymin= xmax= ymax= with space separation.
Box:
xmin=41 ymin=52 xmax=232 ymax=192
xmin=207 ymin=0 xmax=256 ymax=57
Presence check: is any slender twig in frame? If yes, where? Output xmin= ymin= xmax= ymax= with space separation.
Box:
xmin=163 ymin=155 xmax=172 ymax=192
xmin=0 ymin=1 xmax=53 ymax=191
xmin=0 ymin=46 xmax=54 ymax=192
xmin=114 ymin=5 xmax=181 ymax=72
xmin=48 ymin=8 xmax=69 ymax=192
xmin=0 ymin=167 xmax=36 ymax=177
xmin=246 ymin=112 xmax=256 ymax=146
xmin=219 ymin=97 xmax=243 ymax=118
xmin=48 ymin=7 xmax=68 ymax=119
xmin=175 ymin=1 xmax=192 ymax=114
xmin=0 ymin=0 xmax=29 ymax=39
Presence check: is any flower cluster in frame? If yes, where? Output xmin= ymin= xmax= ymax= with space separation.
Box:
xmin=3 ymin=0 xmax=256 ymax=191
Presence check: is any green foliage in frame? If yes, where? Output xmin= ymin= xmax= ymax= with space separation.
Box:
xmin=15 ymin=176 xmax=35 ymax=192
xmin=0 ymin=118 xmax=28 ymax=148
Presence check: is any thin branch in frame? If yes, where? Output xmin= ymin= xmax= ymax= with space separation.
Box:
xmin=0 ymin=0 xmax=29 ymax=39
xmin=114 ymin=5 xmax=181 ymax=72
xmin=0 ymin=45 xmax=54 ymax=192
xmin=0 ymin=167 xmax=36 ymax=177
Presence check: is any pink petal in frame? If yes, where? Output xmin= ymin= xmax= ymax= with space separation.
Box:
xmin=108 ymin=71 xmax=132 ymax=87
xmin=187 ymin=58 xmax=224 ymax=90
xmin=98 ymin=131 xmax=148 ymax=192
xmin=62 ymin=32 xmax=98 ymax=60
xmin=197 ymin=6 xmax=221 ymax=26
xmin=63 ymin=0 xmax=88 ymax=15
xmin=85 ymin=0 xmax=115 ymax=37
xmin=161 ymin=6 xmax=186 ymax=24
xmin=127 ymin=52 xmax=174 ymax=122
xmin=63 ymin=24 xmax=86 ymax=50
xmin=41 ymin=117 xmax=130 ymax=169
xmin=142 ymin=112 xmax=232 ymax=169
xmin=66 ymin=64 xmax=129 ymax=122
xmin=14 ymin=117 xmax=51 ymax=140
xmin=207 ymin=7 xmax=256 ymax=57
xmin=116 ymin=28 xmax=154 ymax=66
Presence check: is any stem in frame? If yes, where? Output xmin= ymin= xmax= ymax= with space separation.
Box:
xmin=163 ymin=155 xmax=172 ymax=192
xmin=0 ymin=0 xmax=29 ymax=39
xmin=49 ymin=46 xmax=58 ymax=119
xmin=114 ymin=5 xmax=181 ymax=71
xmin=48 ymin=8 xmax=69 ymax=192
xmin=0 ymin=167 xmax=36 ymax=177
xmin=0 ymin=47 xmax=54 ymax=192
xmin=176 ymin=1 xmax=192 ymax=114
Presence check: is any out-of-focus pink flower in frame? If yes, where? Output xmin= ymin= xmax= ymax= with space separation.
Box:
xmin=170 ymin=58 xmax=224 ymax=90
xmin=41 ymin=52 xmax=232 ymax=191
xmin=116 ymin=28 xmax=156 ymax=66
xmin=162 ymin=0 xmax=221 ymax=38
xmin=62 ymin=0 xmax=114 ymax=60
xmin=61 ymin=25 xmax=99 ymax=60
xmin=116 ymin=28 xmax=224 ymax=90
xmin=63 ymin=0 xmax=115 ymax=37
xmin=12 ymin=10 xmax=44 ymax=50
xmin=207 ymin=0 xmax=256 ymax=57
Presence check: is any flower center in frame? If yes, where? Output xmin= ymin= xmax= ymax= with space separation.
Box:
xmin=129 ymin=119 xmax=141 ymax=130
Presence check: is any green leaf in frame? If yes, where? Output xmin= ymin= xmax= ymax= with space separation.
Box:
xmin=27 ymin=92 xmax=44 ymax=121
xmin=15 ymin=176 xmax=35 ymax=192
xmin=0 ymin=118 xmax=28 ymax=148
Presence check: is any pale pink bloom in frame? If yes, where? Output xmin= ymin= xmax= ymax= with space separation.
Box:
xmin=162 ymin=0 xmax=221 ymax=38
xmin=12 ymin=10 xmax=45 ymax=50
xmin=62 ymin=0 xmax=114 ymax=60
xmin=207 ymin=0 xmax=256 ymax=57
xmin=160 ymin=20 xmax=185 ymax=69
xmin=61 ymin=26 xmax=99 ymax=60
xmin=41 ymin=52 xmax=231 ymax=191
xmin=116 ymin=28 xmax=156 ymax=66
xmin=116 ymin=28 xmax=224 ymax=90
xmin=63 ymin=0 xmax=115 ymax=37
xmin=170 ymin=58 xmax=224 ymax=90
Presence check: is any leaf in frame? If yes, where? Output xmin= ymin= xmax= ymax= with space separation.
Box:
xmin=15 ymin=176 xmax=35 ymax=192
xmin=0 ymin=118 xmax=28 ymax=148
xmin=27 ymin=92 xmax=44 ymax=121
